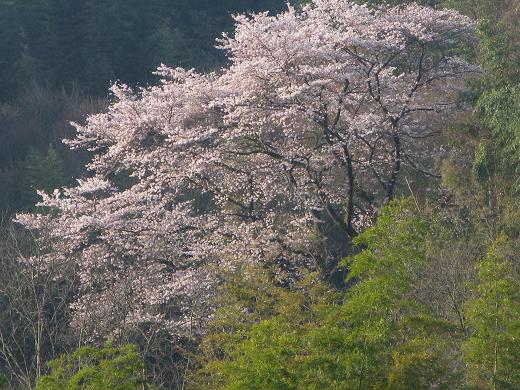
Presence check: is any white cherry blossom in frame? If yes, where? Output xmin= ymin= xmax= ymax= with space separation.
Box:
xmin=16 ymin=0 xmax=475 ymax=339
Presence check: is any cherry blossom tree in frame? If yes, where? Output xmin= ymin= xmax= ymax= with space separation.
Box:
xmin=216 ymin=0 xmax=476 ymax=237
xmin=16 ymin=69 xmax=222 ymax=340
xmin=16 ymin=0 xmax=475 ymax=341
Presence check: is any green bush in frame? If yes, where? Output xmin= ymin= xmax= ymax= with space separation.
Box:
xmin=34 ymin=343 xmax=158 ymax=390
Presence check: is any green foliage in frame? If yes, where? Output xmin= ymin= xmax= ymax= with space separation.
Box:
xmin=463 ymin=236 xmax=520 ymax=389
xmin=387 ymin=317 xmax=460 ymax=389
xmin=441 ymin=0 xmax=509 ymax=19
xmin=441 ymin=3 xmax=520 ymax=237
xmin=472 ymin=141 xmax=492 ymax=183
xmin=195 ymin=200 xmax=460 ymax=389
xmin=21 ymin=144 xmax=69 ymax=209
xmin=438 ymin=11 xmax=520 ymax=387
xmin=192 ymin=266 xmax=336 ymax=389
xmin=474 ymin=19 xmax=520 ymax=179
xmin=34 ymin=343 xmax=157 ymax=390
xmin=331 ymin=199 xmax=455 ymax=389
